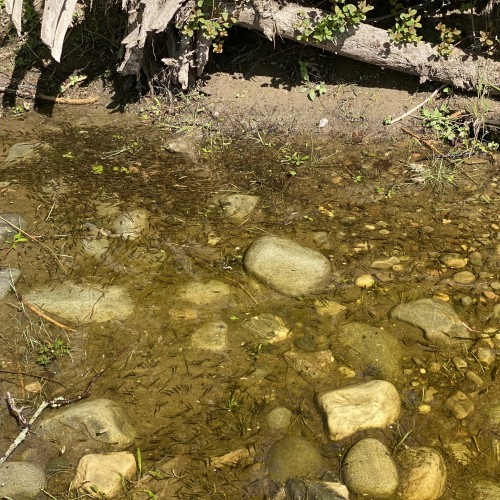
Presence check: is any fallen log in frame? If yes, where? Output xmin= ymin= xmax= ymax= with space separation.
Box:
xmin=230 ymin=0 xmax=500 ymax=94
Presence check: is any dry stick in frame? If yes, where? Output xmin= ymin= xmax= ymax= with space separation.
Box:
xmin=0 ymin=87 xmax=99 ymax=104
xmin=401 ymin=127 xmax=443 ymax=156
xmin=0 ymin=369 xmax=66 ymax=388
xmin=0 ymin=215 xmax=67 ymax=274
xmin=0 ymin=346 xmax=128 ymax=467
xmin=388 ymin=84 xmax=446 ymax=125
xmin=20 ymin=296 xmax=77 ymax=332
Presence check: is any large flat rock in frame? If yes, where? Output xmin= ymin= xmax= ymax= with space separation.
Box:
xmin=25 ymin=282 xmax=134 ymax=324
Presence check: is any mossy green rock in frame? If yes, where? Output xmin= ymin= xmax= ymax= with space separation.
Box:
xmin=266 ymin=436 xmax=322 ymax=482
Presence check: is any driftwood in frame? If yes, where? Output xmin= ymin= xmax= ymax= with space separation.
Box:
xmin=231 ymin=0 xmax=500 ymax=93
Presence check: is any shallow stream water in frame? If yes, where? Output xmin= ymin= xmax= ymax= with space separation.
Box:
xmin=0 ymin=110 xmax=499 ymax=499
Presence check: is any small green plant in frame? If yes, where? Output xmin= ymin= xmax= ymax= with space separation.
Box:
xmin=353 ymin=174 xmax=362 ymax=183
xmin=91 ymin=164 xmax=104 ymax=175
xmin=179 ymin=0 xmax=236 ymax=53
xmin=478 ymin=31 xmax=499 ymax=57
xmin=62 ymin=151 xmax=74 ymax=159
xmin=388 ymin=8 xmax=423 ymax=44
xmin=112 ymin=166 xmax=130 ymax=174
xmin=225 ymin=391 xmax=241 ymax=412
xmin=421 ymin=105 xmax=466 ymax=143
xmin=436 ymin=22 xmax=461 ymax=56
xmin=5 ymin=232 xmax=28 ymax=249
xmin=246 ymin=343 xmax=264 ymax=361
xmin=37 ymin=339 xmax=70 ymax=366
xmin=298 ymin=60 xmax=327 ymax=100
xmin=296 ymin=1 xmax=373 ymax=43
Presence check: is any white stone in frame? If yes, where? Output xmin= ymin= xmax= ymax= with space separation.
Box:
xmin=398 ymin=447 xmax=447 ymax=500
xmin=317 ymin=380 xmax=401 ymax=441
xmin=72 ymin=452 xmax=136 ymax=498
xmin=391 ymin=298 xmax=474 ymax=346
xmin=371 ymin=256 xmax=400 ymax=270
xmin=355 ymin=274 xmax=375 ymax=288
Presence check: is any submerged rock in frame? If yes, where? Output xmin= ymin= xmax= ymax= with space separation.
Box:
xmin=5 ymin=142 xmax=44 ymax=163
xmin=391 ymin=298 xmax=474 ymax=347
xmin=283 ymin=350 xmax=335 ymax=380
xmin=397 ymin=447 xmax=447 ymax=500
xmin=72 ymin=452 xmax=136 ymax=498
xmin=164 ymin=128 xmax=203 ymax=160
xmin=469 ymin=479 xmax=500 ymax=500
xmin=0 ymin=462 xmax=45 ymax=499
xmin=334 ymin=322 xmax=403 ymax=381
xmin=36 ymin=398 xmax=136 ymax=450
xmin=266 ymin=436 xmax=322 ymax=482
xmin=178 ymin=279 xmax=232 ymax=307
xmin=220 ymin=194 xmax=260 ymax=222
xmin=0 ymin=267 xmax=21 ymax=300
xmin=266 ymin=407 xmax=293 ymax=430
xmin=285 ymin=478 xmax=350 ymax=499
xmin=445 ymin=390 xmax=475 ymax=419
xmin=342 ymin=438 xmax=399 ymax=499
xmin=317 ymin=380 xmax=401 ymax=441
xmin=243 ymin=313 xmax=290 ymax=343
xmin=24 ymin=282 xmax=134 ymax=324
xmin=191 ymin=321 xmax=228 ymax=352
xmin=0 ymin=212 xmax=27 ymax=238
xmin=243 ymin=236 xmax=331 ymax=297
xmin=112 ymin=208 xmax=150 ymax=240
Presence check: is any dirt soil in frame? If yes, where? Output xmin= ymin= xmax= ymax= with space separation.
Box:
xmin=0 ymin=27 xmax=499 ymax=140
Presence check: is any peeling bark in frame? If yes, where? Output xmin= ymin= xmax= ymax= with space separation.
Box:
xmin=2 ymin=0 xmax=499 ymax=94
xmin=4 ymin=0 xmax=23 ymax=36
xmin=41 ymin=0 xmax=78 ymax=62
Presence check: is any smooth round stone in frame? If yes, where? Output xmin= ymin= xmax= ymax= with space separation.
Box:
xmin=0 ymin=462 xmax=45 ymax=498
xmin=452 ymin=271 xmax=476 ymax=284
xmin=266 ymin=436 xmax=322 ymax=482
xmin=397 ymin=447 xmax=447 ymax=500
xmin=266 ymin=407 xmax=293 ymax=430
xmin=342 ymin=438 xmax=398 ymax=498
xmin=440 ymin=253 xmax=468 ymax=269
xmin=355 ymin=274 xmax=375 ymax=288
xmin=243 ymin=236 xmax=331 ymax=297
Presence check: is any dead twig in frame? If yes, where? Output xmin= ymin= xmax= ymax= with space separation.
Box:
xmin=0 ymin=215 xmax=67 ymax=274
xmin=387 ymin=84 xmax=446 ymax=125
xmin=402 ymin=127 xmax=443 ymax=156
xmin=20 ymin=296 xmax=77 ymax=332
xmin=0 ymin=346 xmax=128 ymax=467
